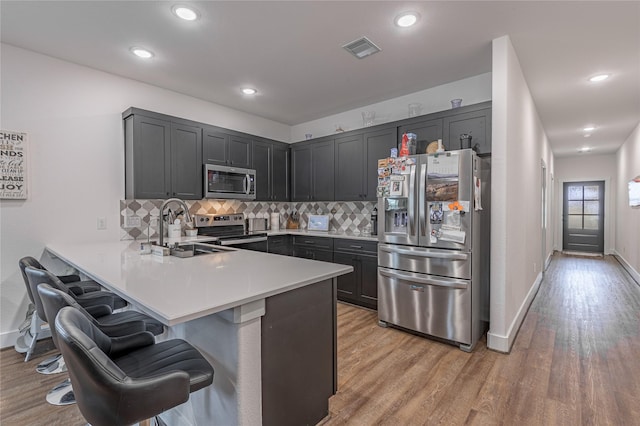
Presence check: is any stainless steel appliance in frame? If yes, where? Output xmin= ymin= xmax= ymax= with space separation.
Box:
xmin=204 ymin=164 xmax=256 ymax=200
xmin=247 ymin=217 xmax=268 ymax=232
xmin=194 ymin=213 xmax=268 ymax=252
xmin=377 ymin=149 xmax=490 ymax=351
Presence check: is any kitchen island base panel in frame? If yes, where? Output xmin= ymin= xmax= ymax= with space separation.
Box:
xmin=262 ymin=278 xmax=336 ymax=426
xmin=159 ymin=311 xmax=263 ymax=425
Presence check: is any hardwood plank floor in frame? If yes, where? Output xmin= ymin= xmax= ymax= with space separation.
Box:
xmin=1 ymin=253 xmax=638 ymax=425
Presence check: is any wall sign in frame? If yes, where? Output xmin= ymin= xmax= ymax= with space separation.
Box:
xmin=0 ymin=130 xmax=28 ymax=199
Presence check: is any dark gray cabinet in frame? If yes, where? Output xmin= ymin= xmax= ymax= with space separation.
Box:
xmin=333 ymin=239 xmax=378 ymax=309
xmin=396 ymin=102 xmax=492 ymax=156
xmin=334 ymin=134 xmax=364 ymax=200
xmin=292 ymin=236 xmax=333 ymax=262
xmin=124 ymin=110 xmax=202 ymax=199
xmin=334 ymin=126 xmax=396 ymax=201
xmin=398 ymin=118 xmax=443 ymax=154
xmin=253 ymin=140 xmax=289 ymax=201
xmin=442 ymin=108 xmax=491 ymax=156
xmin=171 ymin=123 xmax=203 ymax=199
xmin=229 ymin=135 xmax=252 ymax=168
xmin=364 ymin=127 xmax=396 ymax=200
xmin=202 ymin=126 xmax=252 ymax=169
xmin=291 ymin=139 xmax=334 ymax=201
xmin=267 ymin=235 xmax=292 ymax=256
xmin=202 ymin=127 xmax=228 ymax=166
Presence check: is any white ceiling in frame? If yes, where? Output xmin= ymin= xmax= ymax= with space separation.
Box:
xmin=1 ymin=1 xmax=638 ymax=156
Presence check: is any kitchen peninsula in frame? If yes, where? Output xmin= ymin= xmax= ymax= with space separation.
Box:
xmin=45 ymin=240 xmax=352 ymax=426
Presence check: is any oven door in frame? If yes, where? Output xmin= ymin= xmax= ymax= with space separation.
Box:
xmin=218 ymin=236 xmax=268 ymax=252
xmin=204 ymin=164 xmax=256 ymax=199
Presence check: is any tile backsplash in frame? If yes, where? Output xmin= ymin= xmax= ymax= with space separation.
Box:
xmin=120 ymin=199 xmax=376 ymax=240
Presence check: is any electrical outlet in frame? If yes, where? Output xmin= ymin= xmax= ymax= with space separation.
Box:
xmin=97 ymin=217 xmax=107 ymax=230
xmin=533 ymin=262 xmax=537 ymax=273
xmin=124 ymin=215 xmax=142 ymax=228
xmin=150 ymin=216 xmax=159 ymax=227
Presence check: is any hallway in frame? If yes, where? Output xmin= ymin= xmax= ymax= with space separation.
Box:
xmin=1 ymin=254 xmax=639 ymax=425
xmin=327 ymin=253 xmax=640 ymax=424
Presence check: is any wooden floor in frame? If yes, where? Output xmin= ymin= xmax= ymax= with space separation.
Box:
xmin=1 ymin=253 xmax=639 ymax=425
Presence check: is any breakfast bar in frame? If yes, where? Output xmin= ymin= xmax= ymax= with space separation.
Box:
xmin=45 ymin=240 xmax=353 ymax=425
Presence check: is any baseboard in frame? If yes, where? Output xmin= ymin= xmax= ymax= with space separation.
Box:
xmin=487 ymin=271 xmax=543 ymax=353
xmin=613 ymin=251 xmax=640 ymax=285
xmin=0 ymin=329 xmax=20 ymax=350
xmin=544 ymin=252 xmax=552 ymax=271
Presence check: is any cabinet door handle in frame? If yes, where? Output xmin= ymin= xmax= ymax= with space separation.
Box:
xmin=304 ymin=240 xmax=315 ymax=244
xmin=349 ymin=245 xmax=362 ymax=249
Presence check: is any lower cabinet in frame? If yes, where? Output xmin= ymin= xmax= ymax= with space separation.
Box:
xmin=267 ymin=235 xmax=292 ymax=256
xmin=292 ymin=236 xmax=333 ymax=262
xmin=332 ymin=239 xmax=378 ymax=310
xmin=285 ymin=235 xmax=378 ymax=310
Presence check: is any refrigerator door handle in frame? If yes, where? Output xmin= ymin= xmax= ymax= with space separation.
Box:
xmin=418 ymin=163 xmax=426 ymax=236
xmin=379 ymin=244 xmax=469 ymax=260
xmin=409 ymin=164 xmax=416 ymax=236
xmin=379 ymin=267 xmax=469 ymax=289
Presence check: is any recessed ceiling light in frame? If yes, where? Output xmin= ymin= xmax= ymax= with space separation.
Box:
xmin=242 ymin=88 xmax=257 ymax=95
xmin=583 ymin=134 xmax=592 ymax=138
xmin=589 ymin=74 xmax=610 ymax=82
xmin=395 ymin=12 xmax=419 ymax=27
xmin=172 ymin=5 xmax=199 ymax=21
xmin=579 ymin=147 xmax=592 ymax=153
xmin=130 ymin=47 xmax=154 ymax=59
xmin=583 ymin=126 xmax=596 ymax=132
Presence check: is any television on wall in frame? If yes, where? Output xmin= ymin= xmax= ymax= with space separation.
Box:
xmin=629 ymin=176 xmax=640 ymax=207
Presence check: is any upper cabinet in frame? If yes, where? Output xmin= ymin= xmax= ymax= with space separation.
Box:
xmin=396 ymin=102 xmax=492 ymax=156
xmin=253 ymin=139 xmax=289 ymax=202
xmin=291 ymin=138 xmax=334 ymax=201
xmin=124 ymin=109 xmax=202 ymax=200
xmin=334 ymin=126 xmax=397 ymax=201
xmin=442 ymin=108 xmax=491 ymax=156
xmin=202 ymin=126 xmax=252 ymax=169
xmin=398 ymin=118 xmax=443 ymax=154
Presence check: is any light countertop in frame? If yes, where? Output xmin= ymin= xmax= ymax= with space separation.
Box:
xmin=46 ymin=240 xmax=352 ymax=326
xmin=266 ymin=229 xmax=378 ymax=242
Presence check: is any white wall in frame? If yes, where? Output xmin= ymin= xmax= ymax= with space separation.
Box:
xmin=290 ymin=73 xmax=492 ymax=142
xmin=488 ymin=36 xmax=555 ymax=353
xmin=554 ymin=154 xmax=617 ymax=254
xmin=615 ymin=123 xmax=640 ymax=282
xmin=0 ymin=44 xmax=290 ymax=347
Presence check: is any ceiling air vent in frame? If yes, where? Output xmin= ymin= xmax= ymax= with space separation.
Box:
xmin=342 ymin=36 xmax=381 ymax=59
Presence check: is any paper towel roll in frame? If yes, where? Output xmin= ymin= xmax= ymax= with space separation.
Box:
xmin=270 ymin=213 xmax=280 ymax=231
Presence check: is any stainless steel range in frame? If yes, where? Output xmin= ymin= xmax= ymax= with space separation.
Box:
xmin=194 ymin=214 xmax=268 ymax=252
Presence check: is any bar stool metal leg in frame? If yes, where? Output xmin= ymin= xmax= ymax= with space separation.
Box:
xmin=45 ymin=378 xmax=75 ymax=406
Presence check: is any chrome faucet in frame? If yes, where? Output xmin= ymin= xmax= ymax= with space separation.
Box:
xmin=158 ymin=198 xmax=192 ymax=247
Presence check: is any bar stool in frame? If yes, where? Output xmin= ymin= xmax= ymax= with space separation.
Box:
xmin=23 ymin=266 xmax=128 ymax=373
xmin=56 ymin=306 xmax=214 ymax=426
xmin=17 ymin=256 xmax=102 ymax=366
xmin=37 ymin=284 xmax=165 ymax=406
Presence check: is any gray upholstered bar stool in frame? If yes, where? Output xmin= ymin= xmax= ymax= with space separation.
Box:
xmin=23 ymin=266 xmax=128 ymax=375
xmin=17 ymin=256 xmax=102 ymax=367
xmin=56 ymin=306 xmax=214 ymax=426
xmin=37 ymin=284 xmax=165 ymax=406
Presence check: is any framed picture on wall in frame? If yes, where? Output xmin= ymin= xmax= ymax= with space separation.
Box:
xmin=0 ymin=130 xmax=28 ymax=200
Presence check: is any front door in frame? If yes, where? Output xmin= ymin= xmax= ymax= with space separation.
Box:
xmin=562 ymin=181 xmax=604 ymax=253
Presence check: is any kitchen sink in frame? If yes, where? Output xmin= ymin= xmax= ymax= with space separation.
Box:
xmin=169 ymin=243 xmax=236 ymax=258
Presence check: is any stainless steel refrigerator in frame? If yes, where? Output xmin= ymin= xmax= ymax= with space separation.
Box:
xmin=377 ymin=149 xmax=490 ymax=351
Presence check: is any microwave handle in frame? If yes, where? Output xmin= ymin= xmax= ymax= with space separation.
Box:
xmin=244 ymin=174 xmax=249 ymax=194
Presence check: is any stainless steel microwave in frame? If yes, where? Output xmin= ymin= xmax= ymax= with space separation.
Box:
xmin=204 ymin=164 xmax=256 ymax=200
